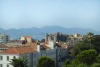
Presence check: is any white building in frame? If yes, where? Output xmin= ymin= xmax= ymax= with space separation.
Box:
xmin=0 ymin=46 xmax=36 ymax=67
xmin=0 ymin=41 xmax=58 ymax=67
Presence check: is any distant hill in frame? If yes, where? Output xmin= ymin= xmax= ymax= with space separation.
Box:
xmin=0 ymin=26 xmax=100 ymax=40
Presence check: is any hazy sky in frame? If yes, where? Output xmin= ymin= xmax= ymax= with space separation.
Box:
xmin=0 ymin=0 xmax=100 ymax=31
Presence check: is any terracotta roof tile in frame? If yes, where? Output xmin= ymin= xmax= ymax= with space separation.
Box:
xmin=42 ymin=45 xmax=50 ymax=49
xmin=24 ymin=42 xmax=37 ymax=50
xmin=1 ymin=46 xmax=36 ymax=54
xmin=0 ymin=44 xmax=8 ymax=48
xmin=1 ymin=47 xmax=19 ymax=54
xmin=16 ymin=46 xmax=35 ymax=54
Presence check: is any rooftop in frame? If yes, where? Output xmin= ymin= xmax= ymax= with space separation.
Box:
xmin=0 ymin=44 xmax=8 ymax=48
xmin=0 ymin=46 xmax=36 ymax=54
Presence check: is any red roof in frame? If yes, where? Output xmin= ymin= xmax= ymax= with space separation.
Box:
xmin=24 ymin=42 xmax=37 ymax=50
xmin=42 ymin=45 xmax=50 ymax=49
xmin=0 ymin=44 xmax=8 ymax=48
xmin=1 ymin=46 xmax=36 ymax=54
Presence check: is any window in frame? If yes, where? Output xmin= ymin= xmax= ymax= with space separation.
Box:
xmin=7 ymin=56 xmax=9 ymax=61
xmin=7 ymin=64 xmax=9 ymax=67
xmin=33 ymin=54 xmax=36 ymax=58
xmin=33 ymin=61 xmax=36 ymax=66
xmin=0 ymin=64 xmax=2 ymax=67
xmin=34 ymin=61 xmax=36 ymax=65
xmin=0 ymin=56 xmax=3 ymax=60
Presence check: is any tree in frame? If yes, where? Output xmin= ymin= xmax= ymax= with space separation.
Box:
xmin=63 ymin=59 xmax=71 ymax=67
xmin=86 ymin=32 xmax=94 ymax=49
xmin=91 ymin=63 xmax=100 ymax=67
xmin=92 ymin=35 xmax=100 ymax=53
xmin=77 ymin=63 xmax=88 ymax=67
xmin=10 ymin=57 xmax=28 ymax=67
xmin=95 ymin=54 xmax=100 ymax=63
xmin=63 ymin=60 xmax=88 ymax=67
xmin=37 ymin=56 xmax=55 ymax=67
xmin=90 ymin=54 xmax=100 ymax=67
xmin=75 ymin=49 xmax=97 ymax=65
xmin=72 ymin=41 xmax=90 ymax=56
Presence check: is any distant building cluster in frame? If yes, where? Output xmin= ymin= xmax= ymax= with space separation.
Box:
xmin=0 ymin=32 xmax=86 ymax=67
xmin=68 ymin=33 xmax=85 ymax=46
xmin=45 ymin=32 xmax=67 ymax=42
xmin=0 ymin=33 xmax=69 ymax=67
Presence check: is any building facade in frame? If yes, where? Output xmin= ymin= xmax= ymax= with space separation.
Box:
xmin=0 ymin=34 xmax=9 ymax=44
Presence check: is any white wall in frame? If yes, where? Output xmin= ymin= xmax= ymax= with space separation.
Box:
xmin=0 ymin=54 xmax=19 ymax=67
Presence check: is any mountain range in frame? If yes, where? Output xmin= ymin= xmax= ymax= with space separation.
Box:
xmin=0 ymin=26 xmax=100 ymax=40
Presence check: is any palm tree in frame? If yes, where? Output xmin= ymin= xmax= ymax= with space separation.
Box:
xmin=10 ymin=57 xmax=28 ymax=67
xmin=86 ymin=32 xmax=94 ymax=49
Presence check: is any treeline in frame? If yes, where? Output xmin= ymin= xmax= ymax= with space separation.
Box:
xmin=63 ymin=32 xmax=100 ymax=67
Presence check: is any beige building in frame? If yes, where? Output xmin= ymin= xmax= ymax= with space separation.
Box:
xmin=0 ymin=44 xmax=8 ymax=52
xmin=20 ymin=36 xmax=32 ymax=43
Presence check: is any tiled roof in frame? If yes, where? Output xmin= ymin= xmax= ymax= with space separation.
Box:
xmin=1 ymin=47 xmax=19 ymax=54
xmin=1 ymin=46 xmax=36 ymax=54
xmin=0 ymin=44 xmax=8 ymax=48
xmin=22 ymin=36 xmax=32 ymax=38
xmin=42 ymin=45 xmax=50 ymax=49
xmin=24 ymin=42 xmax=37 ymax=50
xmin=56 ymin=42 xmax=68 ymax=49
xmin=8 ymin=40 xmax=21 ymax=43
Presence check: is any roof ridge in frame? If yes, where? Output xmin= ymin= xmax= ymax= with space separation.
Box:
xmin=13 ymin=47 xmax=19 ymax=54
xmin=29 ymin=45 xmax=36 ymax=51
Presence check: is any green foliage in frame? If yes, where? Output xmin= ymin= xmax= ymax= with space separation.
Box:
xmin=63 ymin=59 xmax=71 ymax=67
xmin=75 ymin=49 xmax=97 ymax=65
xmin=71 ymin=32 xmax=100 ymax=57
xmin=86 ymin=32 xmax=94 ymax=42
xmin=72 ymin=41 xmax=90 ymax=56
xmin=91 ymin=63 xmax=100 ymax=67
xmin=37 ymin=56 xmax=55 ymax=67
xmin=92 ymin=35 xmax=100 ymax=53
xmin=64 ymin=32 xmax=100 ymax=67
xmin=95 ymin=54 xmax=100 ymax=63
xmin=63 ymin=60 xmax=88 ymax=67
xmin=77 ymin=63 xmax=88 ymax=67
xmin=63 ymin=58 xmax=88 ymax=67
xmin=10 ymin=57 xmax=28 ymax=67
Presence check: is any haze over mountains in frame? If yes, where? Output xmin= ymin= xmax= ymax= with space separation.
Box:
xmin=0 ymin=26 xmax=100 ymax=40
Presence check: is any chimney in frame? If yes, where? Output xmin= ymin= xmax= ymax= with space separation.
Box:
xmin=37 ymin=44 xmax=40 ymax=52
xmin=49 ymin=41 xmax=54 ymax=49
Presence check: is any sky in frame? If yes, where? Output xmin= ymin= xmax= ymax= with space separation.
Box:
xmin=0 ymin=0 xmax=100 ymax=31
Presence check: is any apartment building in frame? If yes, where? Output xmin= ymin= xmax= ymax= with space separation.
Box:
xmin=0 ymin=41 xmax=58 ymax=67
xmin=0 ymin=46 xmax=36 ymax=67
xmin=0 ymin=34 xmax=68 ymax=67
xmin=0 ymin=34 xmax=9 ymax=44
